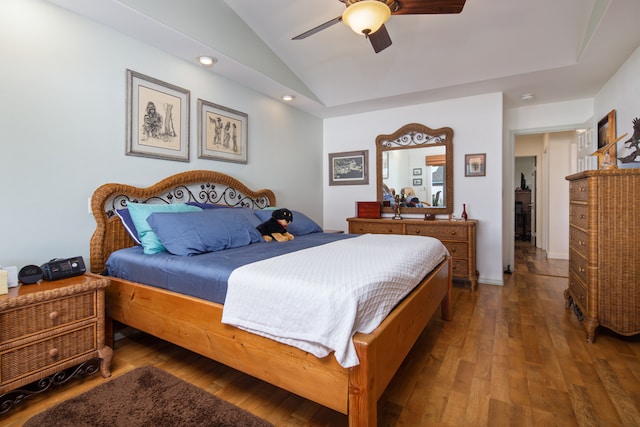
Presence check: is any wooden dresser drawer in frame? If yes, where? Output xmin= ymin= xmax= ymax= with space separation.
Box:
xmin=406 ymin=224 xmax=468 ymax=241
xmin=451 ymin=258 xmax=469 ymax=277
xmin=0 ymin=292 xmax=96 ymax=344
xmin=569 ymin=178 xmax=589 ymax=202
xmin=442 ymin=241 xmax=468 ymax=258
xmin=349 ymin=221 xmax=403 ymax=234
xmin=569 ymin=203 xmax=588 ymax=229
xmin=569 ymin=227 xmax=589 ymax=257
xmin=1 ymin=325 xmax=97 ymax=385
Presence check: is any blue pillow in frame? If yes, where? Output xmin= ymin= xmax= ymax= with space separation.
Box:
xmin=147 ymin=208 xmax=263 ymax=256
xmin=254 ymin=209 xmax=323 ymax=236
xmin=116 ymin=208 xmax=140 ymax=245
xmin=126 ymin=202 xmax=202 ymax=254
xmin=185 ymin=202 xmax=230 ymax=210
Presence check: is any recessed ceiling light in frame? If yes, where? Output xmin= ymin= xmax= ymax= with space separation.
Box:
xmin=521 ymin=93 xmax=534 ymax=101
xmin=198 ymin=56 xmax=217 ymax=67
xmin=282 ymin=95 xmax=294 ymax=101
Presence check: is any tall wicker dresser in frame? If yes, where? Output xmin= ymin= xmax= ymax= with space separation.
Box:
xmin=565 ymin=169 xmax=640 ymax=342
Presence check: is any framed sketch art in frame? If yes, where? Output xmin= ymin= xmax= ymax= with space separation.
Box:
xmin=126 ymin=70 xmax=190 ymax=162
xmin=198 ymin=99 xmax=248 ymax=164
xmin=329 ymin=150 xmax=369 ymax=186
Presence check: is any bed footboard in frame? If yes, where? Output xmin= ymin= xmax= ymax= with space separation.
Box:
xmin=348 ymin=256 xmax=451 ymax=426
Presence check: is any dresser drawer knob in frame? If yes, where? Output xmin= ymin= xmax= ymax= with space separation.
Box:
xmin=579 ymin=214 xmax=586 ymax=219
xmin=49 ymin=311 xmax=59 ymax=320
xmin=49 ymin=348 xmax=59 ymax=358
xmin=450 ymin=231 xmax=457 ymax=236
xmin=450 ymin=248 xmax=457 ymax=253
xmin=579 ymin=241 xmax=586 ymax=246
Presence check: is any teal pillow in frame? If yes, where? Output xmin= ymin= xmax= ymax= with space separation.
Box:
xmin=126 ymin=202 xmax=202 ymax=254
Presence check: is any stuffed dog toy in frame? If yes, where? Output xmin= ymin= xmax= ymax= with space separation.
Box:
xmin=257 ymin=208 xmax=294 ymax=242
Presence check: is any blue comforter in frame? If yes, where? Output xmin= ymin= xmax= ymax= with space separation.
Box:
xmin=107 ymin=232 xmax=354 ymax=304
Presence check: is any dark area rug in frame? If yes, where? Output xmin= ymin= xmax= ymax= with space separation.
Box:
xmin=24 ymin=366 xmax=273 ymax=427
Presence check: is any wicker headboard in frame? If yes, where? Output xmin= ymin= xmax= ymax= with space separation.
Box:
xmin=90 ymin=170 xmax=276 ymax=273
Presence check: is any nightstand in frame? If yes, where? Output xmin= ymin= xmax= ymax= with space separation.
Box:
xmin=0 ymin=273 xmax=112 ymax=411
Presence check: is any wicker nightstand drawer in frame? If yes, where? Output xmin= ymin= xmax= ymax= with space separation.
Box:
xmin=0 ymin=292 xmax=96 ymax=344
xmin=1 ymin=325 xmax=96 ymax=385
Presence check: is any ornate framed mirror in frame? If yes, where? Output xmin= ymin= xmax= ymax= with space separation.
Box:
xmin=376 ymin=123 xmax=454 ymax=216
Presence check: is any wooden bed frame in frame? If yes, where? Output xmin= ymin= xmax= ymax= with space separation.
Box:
xmin=90 ymin=170 xmax=452 ymax=426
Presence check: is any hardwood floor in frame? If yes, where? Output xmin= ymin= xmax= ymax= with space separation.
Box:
xmin=3 ymin=242 xmax=640 ymax=426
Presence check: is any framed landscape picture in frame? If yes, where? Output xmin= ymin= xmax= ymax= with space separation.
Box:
xmin=126 ymin=70 xmax=190 ymax=162
xmin=329 ymin=150 xmax=369 ymax=186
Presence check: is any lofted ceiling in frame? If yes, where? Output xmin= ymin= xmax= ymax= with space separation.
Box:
xmin=48 ymin=0 xmax=640 ymax=118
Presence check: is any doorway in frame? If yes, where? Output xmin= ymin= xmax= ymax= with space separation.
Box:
xmin=514 ymin=156 xmax=536 ymax=246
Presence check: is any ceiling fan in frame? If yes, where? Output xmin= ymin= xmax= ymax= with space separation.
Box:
xmin=292 ymin=0 xmax=467 ymax=53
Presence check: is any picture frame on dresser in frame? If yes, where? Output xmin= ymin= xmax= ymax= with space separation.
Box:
xmin=597 ymin=109 xmax=617 ymax=166
xmin=197 ymin=99 xmax=248 ymax=164
xmin=125 ymin=69 xmax=190 ymax=162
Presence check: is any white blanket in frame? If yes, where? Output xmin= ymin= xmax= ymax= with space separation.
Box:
xmin=221 ymin=234 xmax=448 ymax=368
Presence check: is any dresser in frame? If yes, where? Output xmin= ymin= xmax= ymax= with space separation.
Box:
xmin=347 ymin=217 xmax=478 ymax=290
xmin=0 ymin=274 xmax=112 ymax=406
xmin=565 ymin=169 xmax=640 ymax=342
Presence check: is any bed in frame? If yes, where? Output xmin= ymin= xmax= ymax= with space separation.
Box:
xmin=90 ymin=170 xmax=452 ymax=427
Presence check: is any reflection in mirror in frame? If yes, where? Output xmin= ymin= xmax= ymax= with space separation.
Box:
xmin=377 ymin=123 xmax=453 ymax=216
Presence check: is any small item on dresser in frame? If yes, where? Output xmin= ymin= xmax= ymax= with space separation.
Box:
xmin=424 ymin=213 xmax=435 ymax=220
xmin=0 ymin=269 xmax=8 ymax=295
xmin=5 ymin=266 xmax=18 ymax=287
xmin=356 ymin=201 xmax=381 ymax=219
xmin=462 ymin=204 xmax=468 ymax=221
xmin=41 ymin=256 xmax=86 ymax=281
xmin=18 ymin=265 xmax=43 ymax=285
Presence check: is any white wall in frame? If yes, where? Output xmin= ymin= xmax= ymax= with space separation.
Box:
xmin=546 ymin=131 xmax=574 ymax=260
xmin=324 ymin=93 xmax=505 ymax=286
xmin=0 ymin=0 xmax=323 ymax=269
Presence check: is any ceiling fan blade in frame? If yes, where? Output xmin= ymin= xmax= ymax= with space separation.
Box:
xmin=369 ymin=24 xmax=392 ymax=53
xmin=292 ymin=16 xmax=342 ymax=40
xmin=393 ymin=0 xmax=467 ymax=15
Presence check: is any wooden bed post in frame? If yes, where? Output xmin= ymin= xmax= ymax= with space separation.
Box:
xmin=349 ymin=341 xmax=376 ymax=426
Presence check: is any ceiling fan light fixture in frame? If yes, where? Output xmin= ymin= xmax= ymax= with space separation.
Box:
xmin=342 ymin=0 xmax=391 ymax=36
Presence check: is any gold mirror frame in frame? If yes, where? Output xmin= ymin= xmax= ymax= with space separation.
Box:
xmin=376 ymin=123 xmax=454 ymax=216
